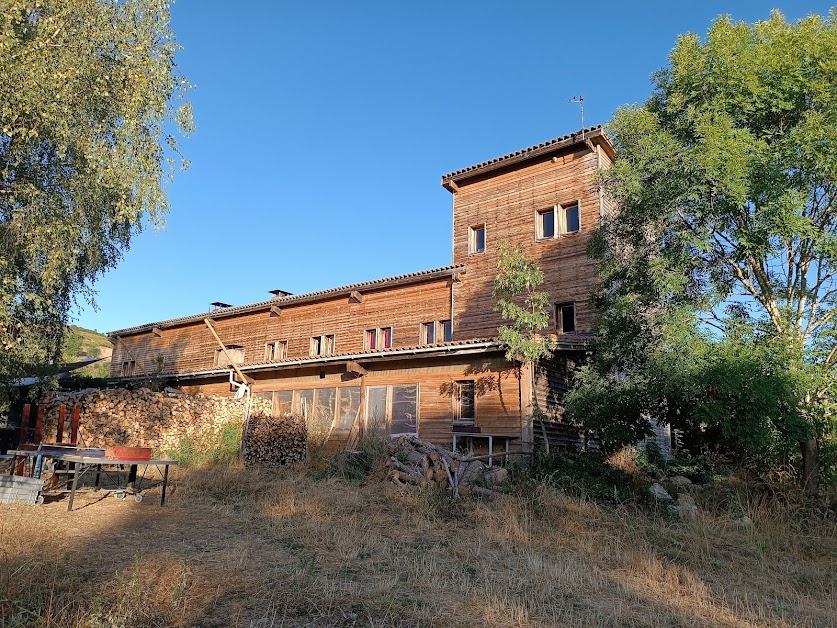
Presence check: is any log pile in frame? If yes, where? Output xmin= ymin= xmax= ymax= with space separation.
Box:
xmin=385 ymin=435 xmax=508 ymax=498
xmin=38 ymin=388 xmax=272 ymax=451
xmin=242 ymin=412 xmax=307 ymax=467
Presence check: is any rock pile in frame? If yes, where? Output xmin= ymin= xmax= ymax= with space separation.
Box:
xmin=386 ymin=435 xmax=509 ymax=498
xmin=39 ymin=388 xmax=271 ymax=452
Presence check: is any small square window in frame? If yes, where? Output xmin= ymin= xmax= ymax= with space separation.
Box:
xmin=536 ymin=208 xmax=556 ymax=239
xmin=310 ymin=335 xmax=335 ymax=356
xmin=469 ymin=225 xmax=486 ymax=254
xmin=366 ymin=327 xmax=393 ymax=350
xmin=215 ymin=346 xmax=245 ymax=367
xmin=264 ymin=341 xmax=288 ymax=361
xmin=556 ymin=302 xmax=576 ymax=334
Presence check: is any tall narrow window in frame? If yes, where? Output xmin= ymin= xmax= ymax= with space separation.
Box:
xmin=469 ymin=224 xmax=486 ymax=254
xmin=421 ymin=322 xmax=436 ymax=344
xmin=453 ymin=380 xmax=475 ymax=425
xmin=441 ymin=320 xmax=453 ymax=342
xmin=560 ymin=203 xmax=580 ymax=235
xmin=380 ymin=327 xmax=392 ymax=349
xmin=556 ymin=302 xmax=576 ymax=334
xmin=391 ymin=385 xmax=419 ymax=436
xmin=310 ymin=336 xmax=321 ymax=356
xmin=536 ymin=208 xmax=556 ymax=239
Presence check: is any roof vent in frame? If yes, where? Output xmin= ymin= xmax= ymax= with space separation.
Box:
xmin=269 ymin=289 xmax=293 ymax=299
xmin=210 ymin=301 xmax=232 ymax=310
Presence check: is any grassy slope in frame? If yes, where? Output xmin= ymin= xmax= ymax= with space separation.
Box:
xmin=62 ymin=325 xmax=112 ymax=378
xmin=0 ymin=466 xmax=834 ymax=627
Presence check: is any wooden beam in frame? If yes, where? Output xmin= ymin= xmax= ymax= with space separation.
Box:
xmin=270 ymin=305 xmax=282 ymax=317
xmin=152 ymin=326 xmax=163 ymax=337
xmin=447 ymin=180 xmax=459 ymax=192
xmin=346 ymin=360 xmax=367 ymax=377
xmin=452 ymin=270 xmax=464 ymax=283
xmin=114 ymin=336 xmax=150 ymax=378
xmin=349 ymin=291 xmax=363 ymax=303
xmin=203 ymin=318 xmax=254 ymax=384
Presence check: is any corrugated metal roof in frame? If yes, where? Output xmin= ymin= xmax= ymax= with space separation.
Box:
xmin=109 ymin=264 xmax=466 ymax=337
xmin=441 ymin=126 xmax=613 ymax=184
xmin=137 ymin=338 xmax=505 ymax=381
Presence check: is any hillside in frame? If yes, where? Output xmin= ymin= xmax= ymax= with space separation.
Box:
xmin=62 ymin=325 xmax=112 ymax=378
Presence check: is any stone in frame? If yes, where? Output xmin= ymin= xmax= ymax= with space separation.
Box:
xmin=674 ymin=494 xmax=698 ymax=519
xmin=670 ymin=475 xmax=692 ymax=488
xmin=648 ymin=483 xmax=673 ymax=501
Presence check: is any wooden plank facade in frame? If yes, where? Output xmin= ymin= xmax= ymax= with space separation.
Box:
xmin=108 ymin=127 xmax=616 ymax=450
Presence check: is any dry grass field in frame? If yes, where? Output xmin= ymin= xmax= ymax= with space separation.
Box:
xmin=1 ymin=462 xmax=835 ymax=627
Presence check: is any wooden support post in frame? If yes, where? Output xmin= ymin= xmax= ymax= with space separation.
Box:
xmin=70 ymin=405 xmax=80 ymax=445
xmin=56 ymin=405 xmax=66 ymax=443
xmin=269 ymin=305 xmax=282 ymax=317
xmin=204 ymin=318 xmax=253 ymax=384
xmin=19 ymin=404 xmax=31 ymax=445
xmin=152 ymin=326 xmax=163 ymax=337
xmin=349 ymin=291 xmax=363 ymax=303
xmin=34 ymin=405 xmax=44 ymax=445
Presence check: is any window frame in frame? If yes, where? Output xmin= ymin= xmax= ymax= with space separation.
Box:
xmin=214 ymin=345 xmax=245 ymax=367
xmin=468 ymin=224 xmax=486 ymax=255
xmin=535 ymin=207 xmax=557 ymax=240
xmin=420 ymin=320 xmax=453 ymax=344
xmin=555 ymin=302 xmax=577 ymax=335
xmin=452 ymin=380 xmax=476 ymax=426
xmin=558 ymin=202 xmax=581 ymax=236
xmin=121 ymin=360 xmax=136 ymax=378
xmin=420 ymin=321 xmax=436 ymax=345
xmin=365 ymin=327 xmax=393 ymax=351
xmin=309 ymin=334 xmax=335 ymax=357
xmin=264 ymin=340 xmax=288 ymax=362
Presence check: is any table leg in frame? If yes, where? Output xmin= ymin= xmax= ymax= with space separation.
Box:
xmin=127 ymin=464 xmax=138 ymax=491
xmin=161 ymin=464 xmax=170 ymax=506
xmin=94 ymin=464 xmax=101 ymax=489
xmin=67 ymin=462 xmax=82 ymax=512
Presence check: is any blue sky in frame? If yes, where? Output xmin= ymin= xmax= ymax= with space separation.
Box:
xmin=73 ymin=0 xmax=836 ymax=333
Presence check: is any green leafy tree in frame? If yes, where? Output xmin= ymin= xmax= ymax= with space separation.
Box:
xmin=0 ymin=0 xmax=192 ymax=402
xmin=493 ymin=244 xmax=551 ymax=363
xmin=572 ymin=10 xmax=837 ymax=492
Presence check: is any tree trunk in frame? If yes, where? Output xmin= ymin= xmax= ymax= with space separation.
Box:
xmin=800 ymin=438 xmax=819 ymax=496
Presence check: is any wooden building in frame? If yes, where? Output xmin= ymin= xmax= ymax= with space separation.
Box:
xmin=108 ymin=127 xmax=616 ymax=451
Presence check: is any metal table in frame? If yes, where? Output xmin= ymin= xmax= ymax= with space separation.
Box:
xmin=451 ymin=432 xmax=519 ymax=466
xmin=59 ymin=454 xmax=178 ymax=511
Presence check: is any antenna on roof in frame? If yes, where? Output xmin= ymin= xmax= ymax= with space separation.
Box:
xmin=568 ymin=95 xmax=585 ymax=140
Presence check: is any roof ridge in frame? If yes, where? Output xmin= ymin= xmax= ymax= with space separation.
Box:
xmin=108 ymin=264 xmax=466 ymax=337
xmin=441 ymin=125 xmax=609 ymax=182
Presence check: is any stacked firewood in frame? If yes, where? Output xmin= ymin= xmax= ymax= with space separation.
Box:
xmin=242 ymin=412 xmax=307 ymax=467
xmin=385 ymin=435 xmax=508 ymax=498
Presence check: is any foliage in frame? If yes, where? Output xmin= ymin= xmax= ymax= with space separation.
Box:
xmin=572 ymin=10 xmax=837 ymax=490
xmin=327 ymin=431 xmax=390 ymax=483
xmin=0 ymin=0 xmax=192 ymax=404
xmin=492 ymin=244 xmax=551 ymax=363
xmin=159 ymin=419 xmax=243 ymax=466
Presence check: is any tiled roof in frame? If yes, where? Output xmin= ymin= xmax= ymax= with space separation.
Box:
xmin=108 ymin=264 xmax=466 ymax=337
xmin=441 ymin=125 xmax=613 ymax=184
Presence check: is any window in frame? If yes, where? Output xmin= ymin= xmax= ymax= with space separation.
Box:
xmin=121 ymin=360 xmax=136 ymax=378
xmin=468 ymin=224 xmax=486 ymax=254
xmin=536 ymin=208 xmax=556 ymax=239
xmin=264 ymin=340 xmax=288 ymax=362
xmin=310 ymin=334 xmax=335 ymax=356
xmin=556 ymin=302 xmax=576 ymax=334
xmin=214 ymin=346 xmax=245 ymax=367
xmin=538 ymin=203 xmax=581 ymax=239
xmin=421 ymin=320 xmax=453 ymax=344
xmin=364 ymin=327 xmax=392 ymax=350
xmin=453 ymin=380 xmax=475 ymax=425
xmin=274 ymin=390 xmax=293 ymax=416
xmin=560 ymin=203 xmax=580 ymax=235
xmin=365 ymin=384 xmax=419 ymax=436
xmin=337 ymin=387 xmax=361 ymax=431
